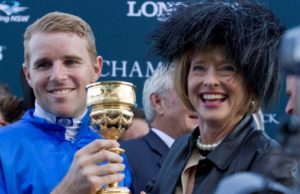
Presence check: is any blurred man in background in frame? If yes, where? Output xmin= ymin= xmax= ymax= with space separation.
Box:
xmin=285 ymin=75 xmax=298 ymax=115
xmin=0 ymin=95 xmax=24 ymax=126
xmin=280 ymin=26 xmax=300 ymax=118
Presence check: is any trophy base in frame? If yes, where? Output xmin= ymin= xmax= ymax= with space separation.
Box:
xmin=98 ymin=186 xmax=130 ymax=194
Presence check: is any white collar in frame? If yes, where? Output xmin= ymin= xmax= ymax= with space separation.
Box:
xmin=151 ymin=128 xmax=175 ymax=148
xmin=33 ymin=101 xmax=87 ymax=141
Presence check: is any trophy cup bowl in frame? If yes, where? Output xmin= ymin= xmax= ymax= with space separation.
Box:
xmin=86 ymin=81 xmax=136 ymax=194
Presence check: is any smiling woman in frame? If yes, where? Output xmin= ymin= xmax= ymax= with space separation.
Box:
xmin=187 ymin=48 xmax=248 ymax=131
xmin=145 ymin=1 xmax=298 ymax=194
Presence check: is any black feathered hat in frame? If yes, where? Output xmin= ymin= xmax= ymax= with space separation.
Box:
xmin=151 ymin=0 xmax=283 ymax=107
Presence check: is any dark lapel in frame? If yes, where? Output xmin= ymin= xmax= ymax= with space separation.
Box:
xmin=150 ymin=129 xmax=199 ymax=194
xmin=207 ymin=115 xmax=257 ymax=171
xmin=143 ymin=130 xmax=170 ymax=167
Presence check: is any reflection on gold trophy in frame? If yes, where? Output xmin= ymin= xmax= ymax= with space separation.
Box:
xmin=86 ymin=81 xmax=136 ymax=194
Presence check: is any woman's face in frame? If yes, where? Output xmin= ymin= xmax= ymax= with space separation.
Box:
xmin=187 ymin=49 xmax=248 ymax=127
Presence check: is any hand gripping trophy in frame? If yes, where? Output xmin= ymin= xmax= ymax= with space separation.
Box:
xmin=86 ymin=81 xmax=136 ymax=194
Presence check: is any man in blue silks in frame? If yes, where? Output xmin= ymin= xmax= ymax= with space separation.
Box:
xmin=0 ymin=12 xmax=131 ymax=194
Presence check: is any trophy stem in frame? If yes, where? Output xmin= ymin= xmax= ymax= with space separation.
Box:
xmin=98 ymin=186 xmax=130 ymax=194
xmin=97 ymin=147 xmax=130 ymax=194
xmin=108 ymin=182 xmax=119 ymax=188
xmin=109 ymin=147 xmax=124 ymax=155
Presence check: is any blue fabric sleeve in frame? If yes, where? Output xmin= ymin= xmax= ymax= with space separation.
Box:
xmin=0 ymin=161 xmax=7 ymax=194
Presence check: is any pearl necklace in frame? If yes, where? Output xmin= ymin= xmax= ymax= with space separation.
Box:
xmin=196 ymin=136 xmax=221 ymax=151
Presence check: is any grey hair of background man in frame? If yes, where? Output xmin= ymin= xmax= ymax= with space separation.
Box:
xmin=142 ymin=64 xmax=175 ymax=123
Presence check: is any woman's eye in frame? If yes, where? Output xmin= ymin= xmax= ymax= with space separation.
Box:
xmin=219 ymin=65 xmax=236 ymax=75
xmin=192 ymin=65 xmax=205 ymax=72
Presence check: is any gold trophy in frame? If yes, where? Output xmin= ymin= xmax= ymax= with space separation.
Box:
xmin=86 ymin=81 xmax=136 ymax=194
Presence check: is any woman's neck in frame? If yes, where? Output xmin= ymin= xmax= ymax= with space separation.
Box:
xmin=198 ymin=115 xmax=243 ymax=144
